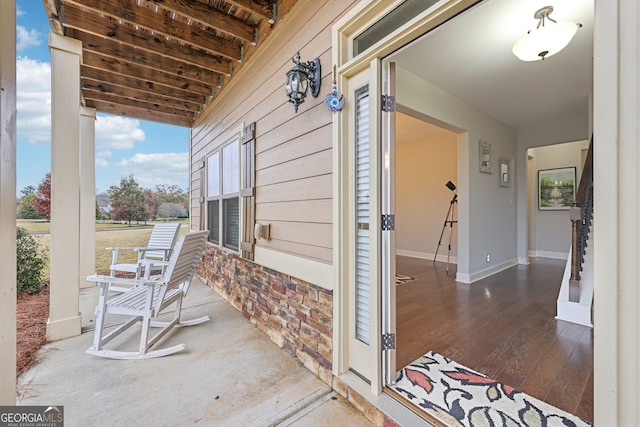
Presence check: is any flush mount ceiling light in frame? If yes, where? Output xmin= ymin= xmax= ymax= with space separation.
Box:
xmin=512 ymin=6 xmax=582 ymax=61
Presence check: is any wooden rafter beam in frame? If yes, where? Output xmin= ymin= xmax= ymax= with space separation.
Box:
xmin=225 ymin=0 xmax=275 ymax=23
xmin=61 ymin=1 xmax=242 ymax=62
xmin=84 ymin=90 xmax=195 ymax=119
xmin=70 ymin=29 xmax=228 ymax=81
xmin=81 ymin=65 xmax=208 ymax=105
xmin=82 ymin=50 xmax=214 ymax=97
xmin=86 ymin=98 xmax=193 ymax=127
xmin=82 ymin=78 xmax=201 ymax=113
xmin=62 ymin=9 xmax=230 ymax=73
xmin=42 ymin=0 xmax=64 ymax=34
xmin=148 ymin=0 xmax=256 ymax=43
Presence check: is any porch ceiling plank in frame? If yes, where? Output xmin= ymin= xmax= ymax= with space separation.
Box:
xmin=61 ymin=11 xmax=230 ymax=74
xmin=82 ymin=50 xmax=214 ymax=97
xmin=224 ymin=0 xmax=275 ymax=23
xmin=82 ymin=78 xmax=202 ymax=112
xmin=81 ymin=65 xmax=208 ymax=105
xmin=65 ymin=27 xmax=229 ymax=74
xmin=60 ymin=1 xmax=243 ymax=61
xmin=42 ymin=0 xmax=64 ymax=34
xmin=83 ymin=90 xmax=196 ymax=119
xmin=43 ymin=0 xmax=295 ymax=127
xmin=148 ymin=0 xmax=256 ymax=43
xmin=86 ymin=99 xmax=193 ymax=127
xmin=71 ymin=30 xmax=226 ymax=81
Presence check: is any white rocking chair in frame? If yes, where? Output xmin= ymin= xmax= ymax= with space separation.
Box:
xmin=86 ymin=230 xmax=209 ymax=359
xmin=107 ymin=222 xmax=181 ymax=291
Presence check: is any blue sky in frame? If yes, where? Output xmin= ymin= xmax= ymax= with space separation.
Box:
xmin=16 ymin=1 xmax=190 ymax=194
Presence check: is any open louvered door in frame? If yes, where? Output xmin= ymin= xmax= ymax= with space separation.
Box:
xmin=347 ymin=65 xmax=381 ymax=388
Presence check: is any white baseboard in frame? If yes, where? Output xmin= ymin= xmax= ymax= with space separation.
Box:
xmin=396 ymin=249 xmax=458 ymax=264
xmin=518 ymin=257 xmax=530 ymax=265
xmin=456 ymin=258 xmax=518 ymax=284
xmin=529 ymin=250 xmax=569 ymax=260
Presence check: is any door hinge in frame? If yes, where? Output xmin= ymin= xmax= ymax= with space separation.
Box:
xmin=381 ymin=214 xmax=395 ymax=231
xmin=381 ymin=95 xmax=395 ymax=112
xmin=382 ymin=333 xmax=396 ymax=350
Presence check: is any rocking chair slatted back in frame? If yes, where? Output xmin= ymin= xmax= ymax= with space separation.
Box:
xmin=154 ymin=230 xmax=208 ymax=314
xmin=144 ymin=222 xmax=182 ymax=260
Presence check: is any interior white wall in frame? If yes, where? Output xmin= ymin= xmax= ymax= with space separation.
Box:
xmin=516 ymin=116 xmax=589 ymax=263
xmin=396 ymin=66 xmax=517 ymax=282
xmin=395 ymin=113 xmax=457 ymax=261
xmin=528 ymin=140 xmax=590 ymax=258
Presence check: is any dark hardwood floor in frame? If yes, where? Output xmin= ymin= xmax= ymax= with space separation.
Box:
xmin=395 ymin=256 xmax=593 ymax=424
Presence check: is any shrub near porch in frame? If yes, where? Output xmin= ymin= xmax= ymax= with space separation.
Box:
xmin=197 ymin=245 xmax=334 ymax=385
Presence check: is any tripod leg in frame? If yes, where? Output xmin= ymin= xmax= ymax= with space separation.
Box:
xmin=446 ymin=221 xmax=453 ymax=275
xmin=434 ymin=201 xmax=454 ymax=263
xmin=446 ymin=200 xmax=456 ymax=276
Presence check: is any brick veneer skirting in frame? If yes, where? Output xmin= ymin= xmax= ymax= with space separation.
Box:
xmin=196 ymin=244 xmax=333 ymax=379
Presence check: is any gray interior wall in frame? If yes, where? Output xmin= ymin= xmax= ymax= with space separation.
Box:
xmin=528 ymin=140 xmax=590 ymax=257
xmin=396 ymin=66 xmax=517 ymax=281
xmin=516 ymin=117 xmax=590 ymax=262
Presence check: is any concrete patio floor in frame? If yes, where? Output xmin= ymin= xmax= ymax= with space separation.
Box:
xmin=17 ymin=278 xmax=373 ymax=427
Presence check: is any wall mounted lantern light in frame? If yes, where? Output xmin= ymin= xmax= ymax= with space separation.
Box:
xmin=285 ymin=52 xmax=321 ymax=112
xmin=512 ymin=6 xmax=582 ymax=61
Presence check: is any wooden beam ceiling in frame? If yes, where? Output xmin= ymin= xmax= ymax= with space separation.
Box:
xmin=42 ymin=0 xmax=287 ymax=127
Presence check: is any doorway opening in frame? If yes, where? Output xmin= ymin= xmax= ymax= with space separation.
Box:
xmin=380 ymin=0 xmax=594 ymax=424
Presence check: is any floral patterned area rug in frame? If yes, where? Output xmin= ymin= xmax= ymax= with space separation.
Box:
xmin=391 ymin=351 xmax=592 ymax=427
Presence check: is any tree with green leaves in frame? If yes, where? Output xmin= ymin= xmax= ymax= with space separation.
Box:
xmin=20 ymin=185 xmax=37 ymax=197
xmin=18 ymin=193 xmax=41 ymax=219
xmin=108 ymin=174 xmax=147 ymax=226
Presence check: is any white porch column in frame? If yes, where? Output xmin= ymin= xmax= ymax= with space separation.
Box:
xmin=80 ymin=107 xmax=96 ymax=288
xmin=0 ymin=0 xmax=17 ymax=405
xmin=46 ymin=33 xmax=82 ymax=341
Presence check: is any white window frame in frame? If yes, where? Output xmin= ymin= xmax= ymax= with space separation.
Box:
xmin=206 ymin=133 xmax=241 ymax=252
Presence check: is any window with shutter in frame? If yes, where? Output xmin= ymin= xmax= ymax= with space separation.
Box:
xmin=355 ymin=86 xmax=371 ymax=345
xmin=206 ymin=136 xmax=241 ymax=251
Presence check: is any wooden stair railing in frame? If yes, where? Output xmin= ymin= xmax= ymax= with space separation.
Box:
xmin=569 ymin=137 xmax=594 ymax=302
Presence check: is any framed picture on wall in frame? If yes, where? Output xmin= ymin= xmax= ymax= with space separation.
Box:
xmin=538 ymin=167 xmax=576 ymax=210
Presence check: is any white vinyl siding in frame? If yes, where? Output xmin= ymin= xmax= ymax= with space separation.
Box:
xmin=355 ymin=86 xmax=370 ymax=345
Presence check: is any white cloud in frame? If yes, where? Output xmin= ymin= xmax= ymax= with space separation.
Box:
xmin=16 ymin=60 xmax=146 ymax=151
xmin=16 ymin=57 xmax=51 ymax=145
xmin=116 ymin=152 xmax=189 ymax=188
xmin=95 ymin=158 xmax=109 ymax=168
xmin=97 ymin=150 xmax=113 ymax=158
xmin=16 ymin=25 xmax=41 ymax=51
xmin=96 ymin=116 xmax=146 ymax=150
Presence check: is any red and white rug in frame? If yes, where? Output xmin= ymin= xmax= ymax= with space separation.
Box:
xmin=391 ymin=351 xmax=591 ymax=427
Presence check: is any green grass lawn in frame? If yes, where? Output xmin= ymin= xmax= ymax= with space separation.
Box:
xmin=18 ymin=221 xmax=188 ymax=278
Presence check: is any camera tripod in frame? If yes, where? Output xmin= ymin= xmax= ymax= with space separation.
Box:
xmin=433 ymin=193 xmax=457 ymax=276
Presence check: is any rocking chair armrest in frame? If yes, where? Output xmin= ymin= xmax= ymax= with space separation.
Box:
xmin=86 ymin=274 xmax=160 ymax=288
xmin=135 ymin=247 xmax=171 ymax=255
xmin=105 ymin=246 xmax=140 ymax=251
